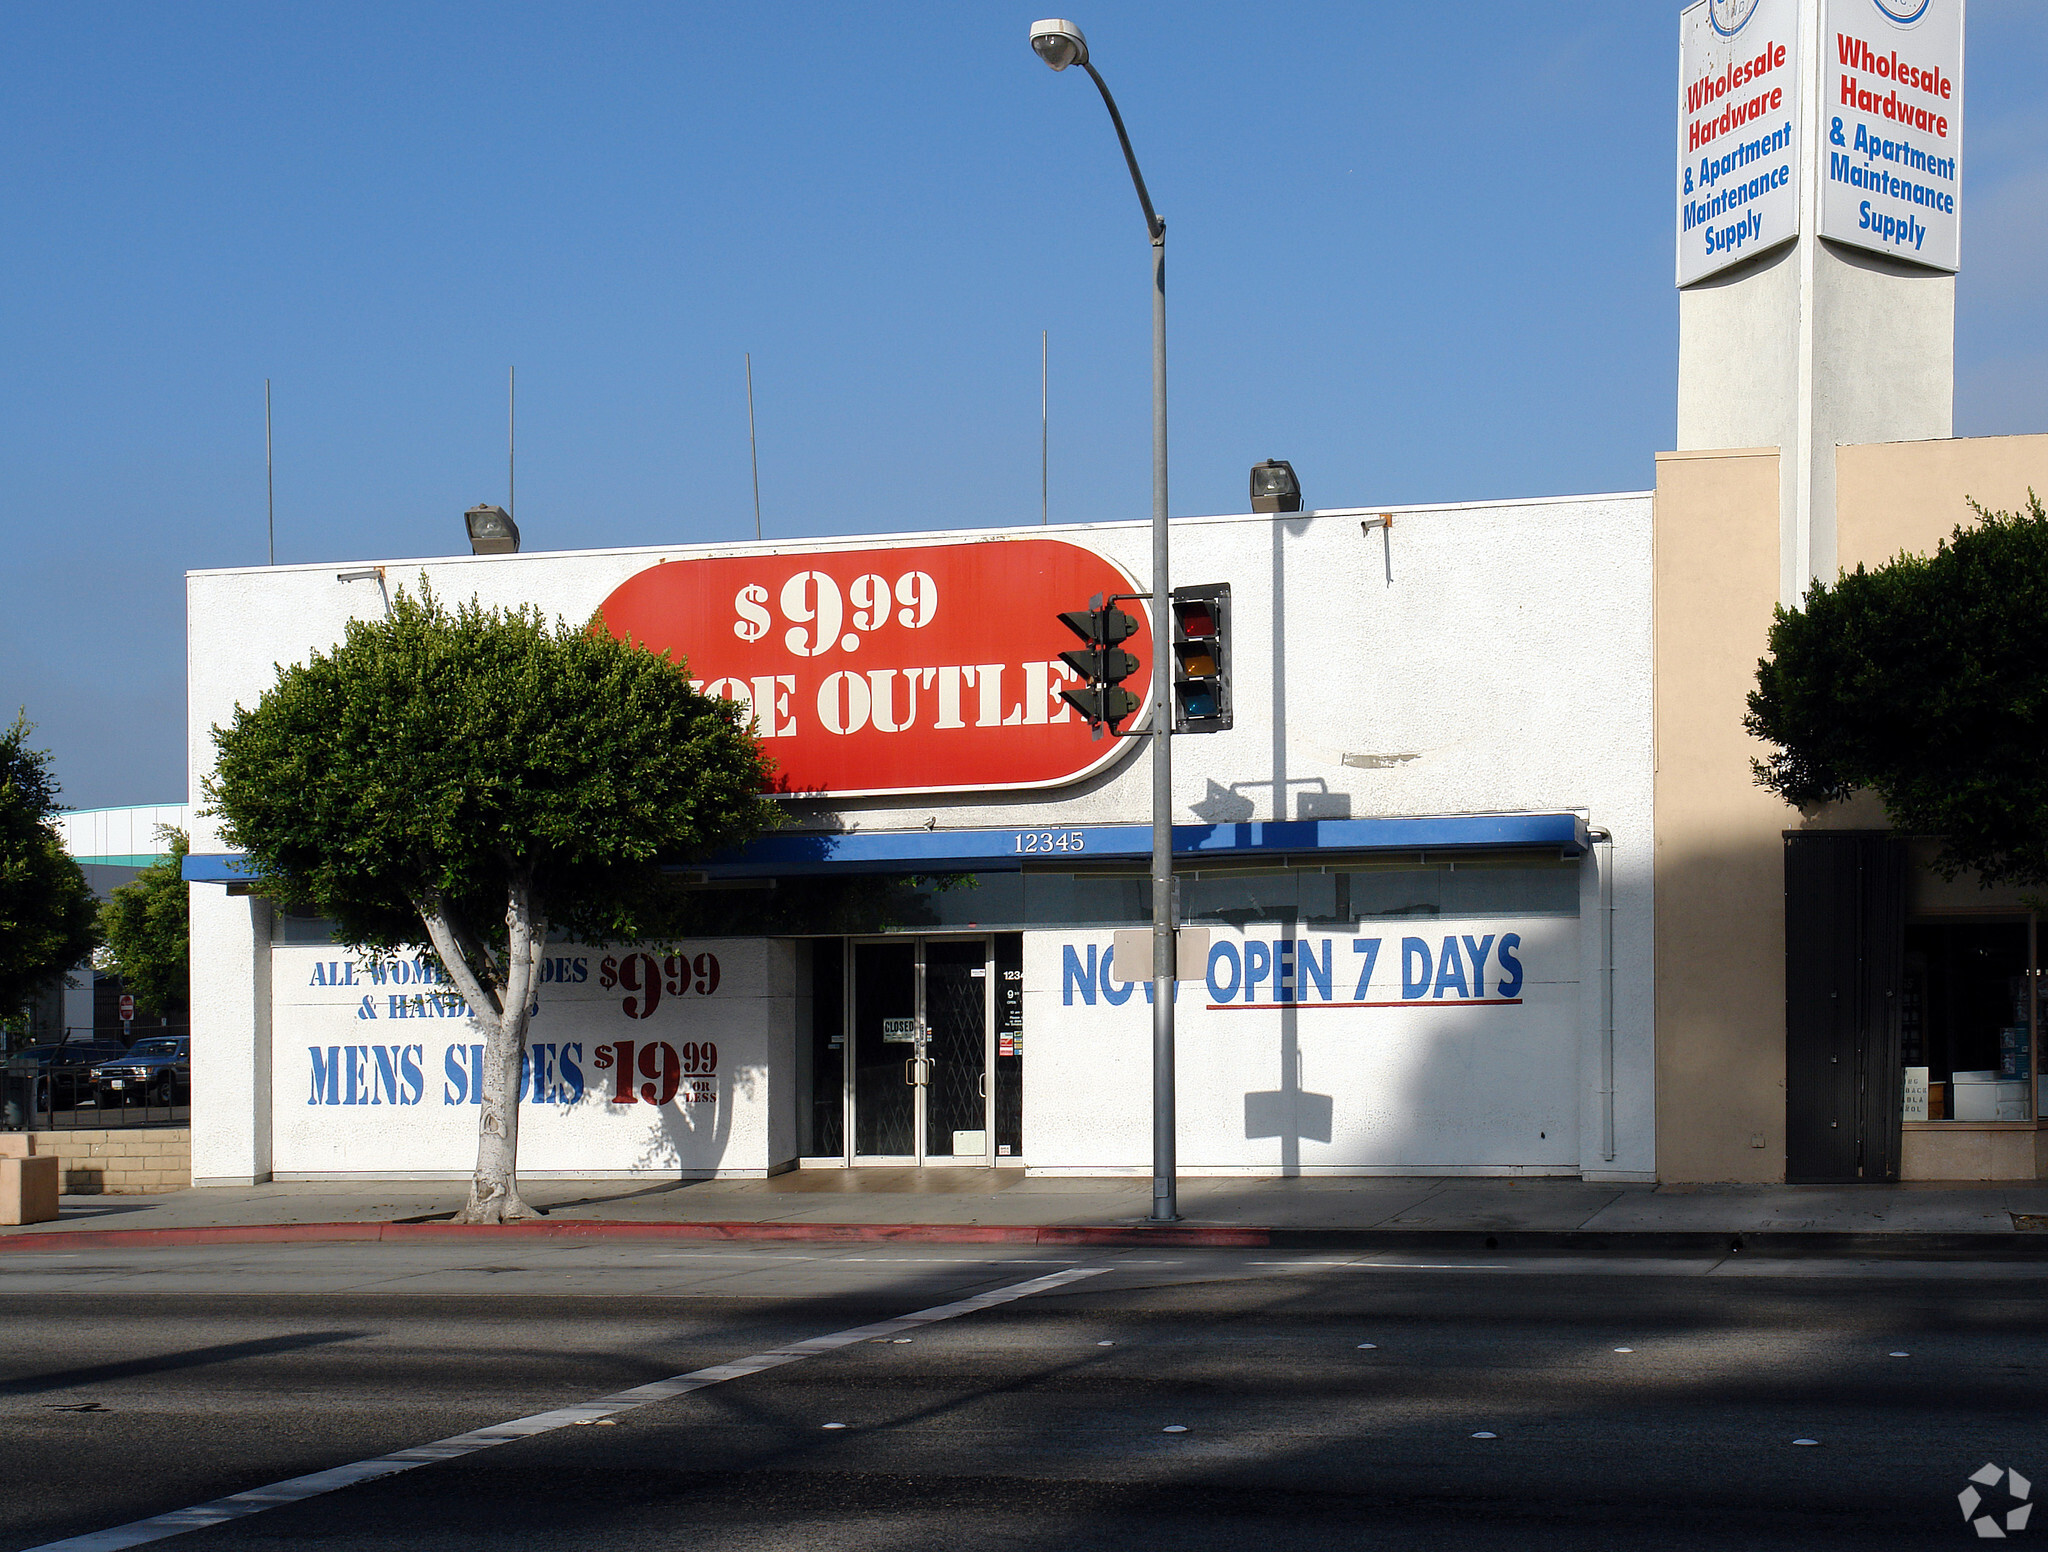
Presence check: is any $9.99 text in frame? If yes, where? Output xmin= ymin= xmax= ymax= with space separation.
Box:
xmin=598 ymin=952 xmax=721 ymax=1020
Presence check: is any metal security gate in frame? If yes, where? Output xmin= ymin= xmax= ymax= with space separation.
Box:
xmin=1784 ymin=832 xmax=1907 ymax=1183
xmin=845 ymin=936 xmax=993 ymax=1165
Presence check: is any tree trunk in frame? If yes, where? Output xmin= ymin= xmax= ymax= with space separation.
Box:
xmin=420 ymin=880 xmax=547 ymax=1224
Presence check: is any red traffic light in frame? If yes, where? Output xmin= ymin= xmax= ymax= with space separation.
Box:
xmin=1058 ymin=606 xmax=1140 ymax=647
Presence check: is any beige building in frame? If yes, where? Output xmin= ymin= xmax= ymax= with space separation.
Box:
xmin=1661 ymin=0 xmax=2041 ymax=1181
xmin=1655 ymin=432 xmax=2048 ymax=1182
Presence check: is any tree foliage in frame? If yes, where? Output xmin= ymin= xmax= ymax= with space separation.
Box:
xmin=0 ymin=712 xmax=100 ymax=1024
xmin=206 ymin=585 xmax=780 ymax=1220
xmin=1746 ymin=491 xmax=2048 ymax=888
xmin=100 ymin=828 xmax=191 ymax=1016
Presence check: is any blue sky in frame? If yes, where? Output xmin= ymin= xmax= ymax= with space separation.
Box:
xmin=3 ymin=2 xmax=2043 ymax=809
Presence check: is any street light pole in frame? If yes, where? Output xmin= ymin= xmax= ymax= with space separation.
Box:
xmin=1031 ymin=20 xmax=1177 ymax=1222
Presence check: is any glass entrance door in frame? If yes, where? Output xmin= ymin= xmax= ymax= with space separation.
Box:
xmin=848 ymin=937 xmax=989 ymax=1164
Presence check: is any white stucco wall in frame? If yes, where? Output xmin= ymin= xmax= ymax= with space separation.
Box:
xmin=188 ymin=886 xmax=272 ymax=1186
xmin=1026 ymin=918 xmax=1583 ymax=1175
xmin=185 ymin=497 xmax=1651 ymax=847
xmin=1677 ymin=238 xmax=1953 ymax=603
xmin=186 ymin=493 xmax=1656 ymax=1182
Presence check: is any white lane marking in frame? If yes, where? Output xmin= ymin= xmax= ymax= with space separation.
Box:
xmin=1247 ymin=1261 xmax=1511 ymax=1271
xmin=23 ymin=1265 xmax=1108 ymax=1552
xmin=838 ymin=1257 xmax=1082 ymax=1265
xmin=647 ymin=1253 xmax=1082 ymax=1266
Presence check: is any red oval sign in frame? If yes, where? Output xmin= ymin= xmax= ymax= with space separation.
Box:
xmin=595 ymin=537 xmax=1153 ymax=797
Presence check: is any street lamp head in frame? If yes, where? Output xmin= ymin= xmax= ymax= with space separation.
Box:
xmin=465 ymin=503 xmax=520 ymax=555
xmin=1249 ymin=460 xmax=1302 ymax=514
xmin=1030 ymin=18 xmax=1088 ymax=71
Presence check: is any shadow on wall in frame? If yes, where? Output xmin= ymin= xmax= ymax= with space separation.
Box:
xmin=1193 ymin=779 xmax=1353 ymax=824
xmin=1213 ymin=907 xmax=1587 ymax=1176
xmin=1653 ymin=829 xmax=1790 ymax=1182
xmin=1232 ymin=980 xmax=1435 ymax=1175
xmin=1244 ymin=1085 xmax=1335 ymax=1152
xmin=514 ymin=1036 xmax=747 ymax=1181
xmin=628 ymin=1059 xmax=748 ymax=1177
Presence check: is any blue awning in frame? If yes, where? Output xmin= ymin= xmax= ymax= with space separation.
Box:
xmin=689 ymin=812 xmax=1587 ymax=877
xmin=183 ymin=812 xmax=1586 ymax=886
xmin=183 ymin=853 xmax=262 ymax=883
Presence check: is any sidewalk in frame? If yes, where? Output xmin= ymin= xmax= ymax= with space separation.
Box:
xmin=6 ymin=1171 xmax=2048 ymax=1256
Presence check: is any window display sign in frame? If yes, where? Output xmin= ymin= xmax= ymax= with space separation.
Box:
xmin=1901 ymin=1065 xmax=1928 ymax=1120
xmin=1819 ymin=0 xmax=1962 ymax=270
xmin=594 ymin=537 xmax=1152 ymax=798
xmin=1677 ymin=0 xmax=1803 ymax=285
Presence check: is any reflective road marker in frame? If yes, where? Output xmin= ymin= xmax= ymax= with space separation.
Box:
xmin=25 ymin=1265 xmax=1109 ymax=1552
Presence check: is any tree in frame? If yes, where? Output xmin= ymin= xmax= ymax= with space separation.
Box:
xmin=1746 ymin=491 xmax=2048 ymax=888
xmin=206 ymin=585 xmax=780 ymax=1222
xmin=100 ymin=828 xmax=191 ymax=1016
xmin=0 ymin=712 xmax=100 ymax=1028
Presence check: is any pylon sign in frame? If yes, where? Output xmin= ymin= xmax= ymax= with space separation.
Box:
xmin=594 ymin=537 xmax=1151 ymax=797
xmin=1676 ymin=0 xmax=1802 ymax=286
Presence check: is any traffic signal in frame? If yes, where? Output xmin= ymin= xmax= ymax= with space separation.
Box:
xmin=1057 ymin=603 xmax=1143 ymax=733
xmin=1170 ymin=584 xmax=1231 ymax=733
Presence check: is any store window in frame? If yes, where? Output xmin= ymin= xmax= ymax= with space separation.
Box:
xmin=265 ymin=853 xmax=1582 ymax=942
xmin=1022 ymin=854 xmax=1580 ymax=932
xmin=272 ymin=901 xmax=340 ymax=945
xmin=1901 ymin=917 xmax=2039 ymax=1122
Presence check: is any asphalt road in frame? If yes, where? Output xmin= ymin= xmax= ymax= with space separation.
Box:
xmin=3 ymin=1242 xmax=2044 ymax=1551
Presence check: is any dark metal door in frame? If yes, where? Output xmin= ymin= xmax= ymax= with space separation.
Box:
xmin=1785 ymin=833 xmax=1906 ymax=1182
xmin=922 ymin=940 xmax=988 ymax=1160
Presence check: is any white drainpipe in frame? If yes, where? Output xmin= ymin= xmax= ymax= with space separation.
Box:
xmin=1588 ymin=826 xmax=1618 ymax=1163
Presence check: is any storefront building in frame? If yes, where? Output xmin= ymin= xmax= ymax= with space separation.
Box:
xmin=183 ymin=494 xmax=1656 ymax=1185
xmin=180 ymin=0 xmax=2048 ymax=1185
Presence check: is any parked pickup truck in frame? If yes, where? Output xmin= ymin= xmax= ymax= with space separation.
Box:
xmin=91 ymin=1036 xmax=190 ymax=1107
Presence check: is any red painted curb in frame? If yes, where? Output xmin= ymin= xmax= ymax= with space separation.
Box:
xmin=0 ymin=1219 xmax=1276 ymax=1254
xmin=0 ymin=1222 xmax=386 ymax=1253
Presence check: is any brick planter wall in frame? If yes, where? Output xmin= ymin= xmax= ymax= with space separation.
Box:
xmin=26 ymin=1129 xmax=190 ymax=1194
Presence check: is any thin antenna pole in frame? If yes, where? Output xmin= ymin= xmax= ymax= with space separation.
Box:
xmin=265 ymin=379 xmax=274 ymax=565
xmin=1040 ymin=330 xmax=1048 ymax=525
xmin=508 ymin=365 xmax=516 ymax=522
xmin=745 ymin=352 xmax=763 ymax=541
